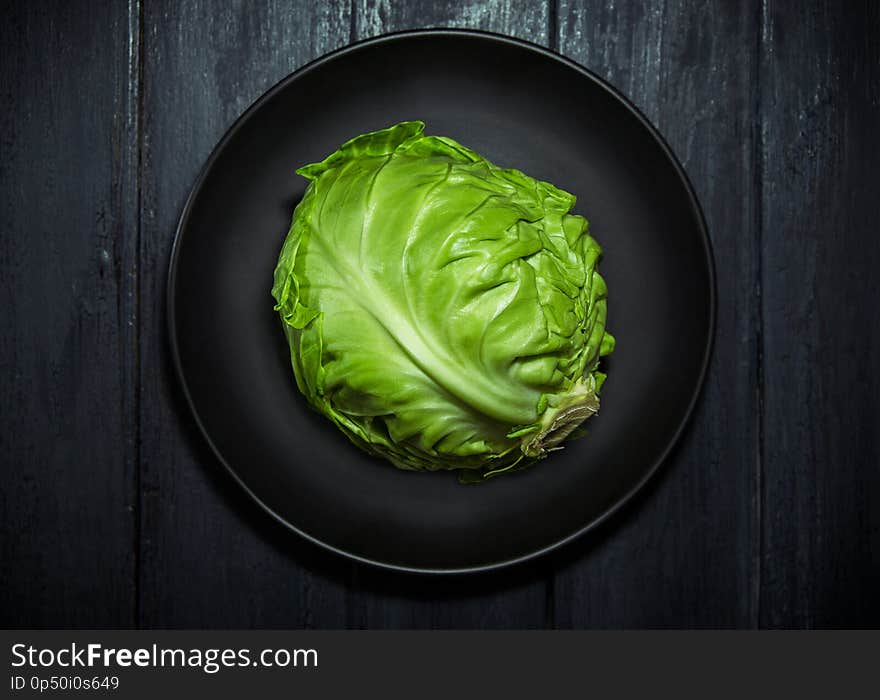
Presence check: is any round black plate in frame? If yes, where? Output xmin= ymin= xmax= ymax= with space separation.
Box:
xmin=169 ymin=30 xmax=714 ymax=574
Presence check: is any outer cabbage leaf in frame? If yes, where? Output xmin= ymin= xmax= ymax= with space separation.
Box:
xmin=272 ymin=121 xmax=614 ymax=479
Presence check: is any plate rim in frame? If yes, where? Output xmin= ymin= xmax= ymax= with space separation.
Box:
xmin=167 ymin=28 xmax=717 ymax=575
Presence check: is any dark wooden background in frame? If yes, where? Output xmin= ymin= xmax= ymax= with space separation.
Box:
xmin=1 ymin=0 xmax=877 ymax=629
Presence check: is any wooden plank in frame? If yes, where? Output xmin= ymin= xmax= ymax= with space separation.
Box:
xmin=552 ymin=0 xmax=760 ymax=627
xmin=344 ymin=0 xmax=553 ymax=630
xmin=344 ymin=566 xmax=551 ymax=629
xmin=354 ymin=0 xmax=551 ymax=44
xmin=138 ymin=0 xmax=352 ymax=628
xmin=0 ymin=0 xmax=139 ymax=627
xmin=759 ymin=1 xmax=880 ymax=628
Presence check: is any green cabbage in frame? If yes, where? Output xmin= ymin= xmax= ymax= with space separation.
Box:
xmin=272 ymin=121 xmax=614 ymax=481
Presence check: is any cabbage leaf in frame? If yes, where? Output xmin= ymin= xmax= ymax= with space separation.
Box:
xmin=272 ymin=121 xmax=614 ymax=480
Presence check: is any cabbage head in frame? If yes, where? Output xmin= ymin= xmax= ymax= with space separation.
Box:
xmin=272 ymin=121 xmax=614 ymax=481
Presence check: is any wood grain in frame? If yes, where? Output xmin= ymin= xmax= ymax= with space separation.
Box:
xmin=551 ymin=0 xmax=760 ymax=628
xmin=138 ymin=0 xmax=352 ymax=628
xmin=759 ymin=1 xmax=880 ymax=628
xmin=0 ymin=0 xmax=139 ymax=627
xmin=354 ymin=0 xmax=551 ymax=43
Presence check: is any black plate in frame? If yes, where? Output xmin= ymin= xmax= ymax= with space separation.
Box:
xmin=169 ymin=30 xmax=714 ymax=574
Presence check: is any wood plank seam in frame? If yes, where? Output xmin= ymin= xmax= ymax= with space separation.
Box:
xmin=132 ymin=0 xmax=145 ymax=630
xmin=753 ymin=0 xmax=766 ymax=631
